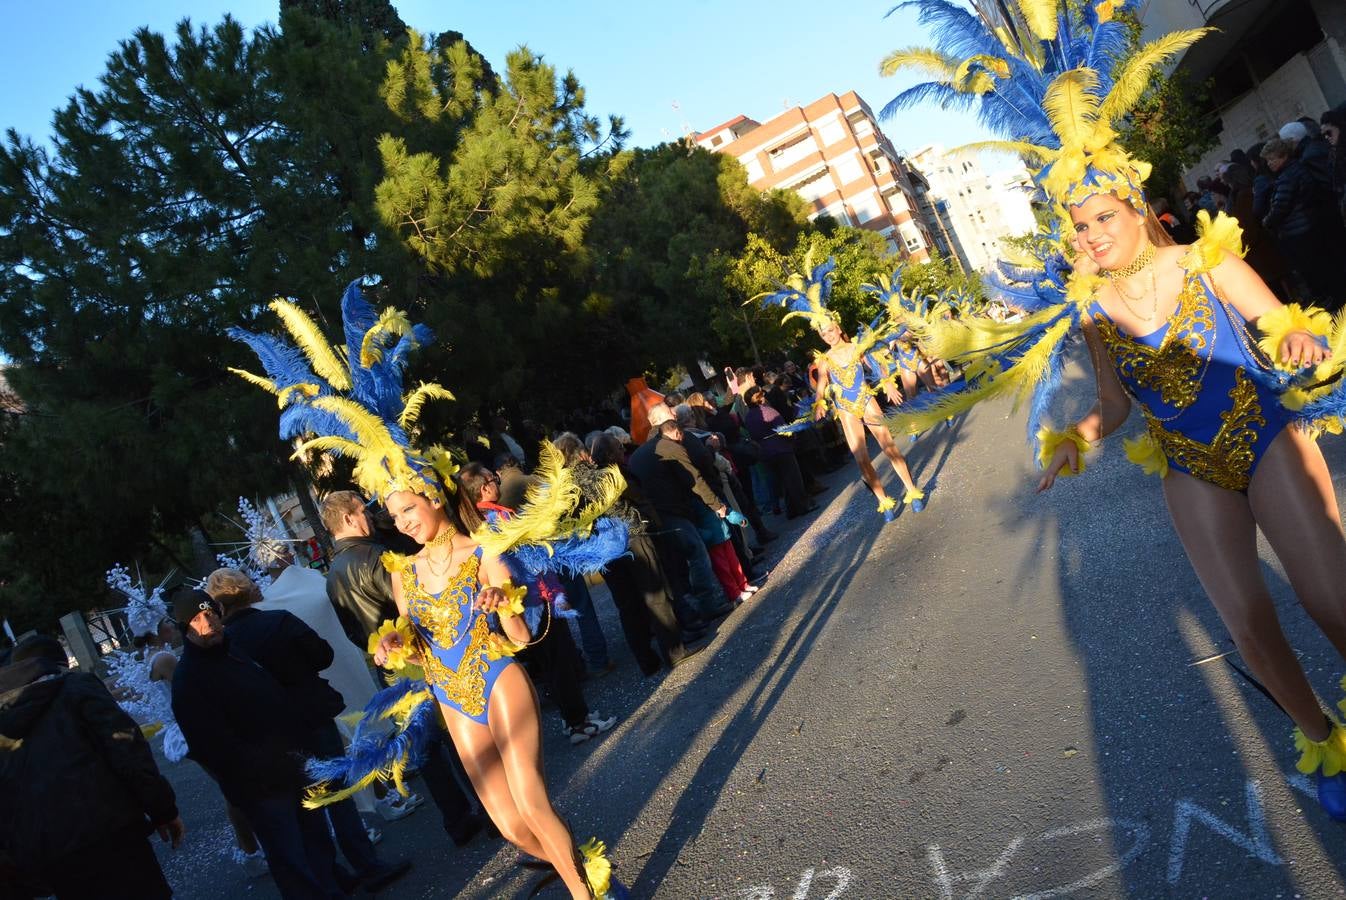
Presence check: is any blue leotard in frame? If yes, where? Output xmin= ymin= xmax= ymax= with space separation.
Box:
xmin=825 ymin=353 xmax=877 ymax=418
xmin=402 ymin=546 xmax=514 ymax=725
xmin=1092 ymin=267 xmax=1292 ymax=492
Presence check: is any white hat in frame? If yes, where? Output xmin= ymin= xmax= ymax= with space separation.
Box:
xmin=1279 ymin=121 xmax=1309 ymax=142
xmin=605 ymin=425 xmax=632 ymax=444
xmin=647 ymin=404 xmax=675 ymax=428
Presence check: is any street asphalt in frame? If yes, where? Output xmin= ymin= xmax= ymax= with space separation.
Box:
xmin=153 ymin=351 xmax=1346 ymax=899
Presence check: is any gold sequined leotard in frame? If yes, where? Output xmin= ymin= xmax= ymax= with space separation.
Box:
xmin=401 ymin=546 xmax=514 ymax=724
xmin=1092 ymin=268 xmax=1291 ymax=492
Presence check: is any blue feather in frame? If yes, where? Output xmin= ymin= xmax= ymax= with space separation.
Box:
xmin=505 ymin=517 xmax=631 ymax=578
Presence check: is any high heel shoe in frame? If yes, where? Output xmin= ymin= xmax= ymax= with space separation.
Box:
xmin=1294 ymin=722 xmax=1346 ymax=822
xmin=905 ymin=486 xmax=927 ymax=513
xmin=876 ymin=495 xmax=897 ymax=523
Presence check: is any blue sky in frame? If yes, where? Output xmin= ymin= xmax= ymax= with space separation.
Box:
xmin=0 ymin=0 xmax=993 ymax=156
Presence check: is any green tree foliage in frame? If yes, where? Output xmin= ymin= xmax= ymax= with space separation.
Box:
xmin=899 ymin=252 xmax=987 ymax=307
xmin=0 ymin=11 xmax=412 ymax=630
xmin=585 ymin=143 xmax=808 ymax=379
xmin=1116 ymin=69 xmax=1218 ymax=204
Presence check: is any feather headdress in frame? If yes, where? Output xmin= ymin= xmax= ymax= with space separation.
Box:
xmin=881 ymin=0 xmax=1209 ymax=215
xmin=229 ymin=280 xmax=457 ymax=504
xmin=750 ymin=248 xmax=840 ymax=331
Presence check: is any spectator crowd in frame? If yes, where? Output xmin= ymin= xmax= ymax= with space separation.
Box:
xmin=1162 ymin=107 xmax=1346 ymax=312
xmin=1 ymin=357 xmax=859 ymax=900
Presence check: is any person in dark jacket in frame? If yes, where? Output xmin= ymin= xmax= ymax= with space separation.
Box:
xmin=319 ymin=491 xmax=489 ymax=845
xmin=1262 ymin=137 xmax=1346 ymax=311
xmin=0 ymin=635 xmax=182 ymax=900
xmin=1322 ymin=107 xmax=1346 ymax=227
xmin=207 ymin=570 xmax=411 ymax=894
xmin=743 ymin=386 xmax=813 ymax=519
xmin=628 ymin=404 xmax=740 ymax=622
xmin=169 ymin=589 xmax=345 ymax=900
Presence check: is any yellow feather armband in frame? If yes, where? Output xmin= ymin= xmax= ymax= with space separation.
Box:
xmin=495 ymin=581 xmax=528 ymax=618
xmin=1180 ymin=210 xmax=1246 ymax=274
xmin=368 ymin=617 xmax=417 ymax=670
xmin=1036 ymin=427 xmax=1090 ymax=474
xmin=1256 ymin=303 xmax=1331 ymax=371
xmin=811 ymin=395 xmax=830 ymax=420
xmin=1294 ymin=721 xmax=1346 ymax=776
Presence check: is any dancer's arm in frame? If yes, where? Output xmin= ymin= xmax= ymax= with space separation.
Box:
xmin=476 ymin=550 xmax=533 ymax=645
xmin=812 ymin=355 xmax=831 ymax=420
xmin=1038 ymin=319 xmax=1130 ymax=492
xmin=1209 ymin=252 xmax=1330 ymax=369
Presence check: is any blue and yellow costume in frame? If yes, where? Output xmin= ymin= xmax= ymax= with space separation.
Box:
xmin=879 ymin=0 xmax=1346 ymax=806
xmin=1092 ymin=262 xmax=1294 ymax=492
xmin=391 ymin=547 xmax=508 ymax=725
xmin=228 ymin=279 xmax=630 ymax=898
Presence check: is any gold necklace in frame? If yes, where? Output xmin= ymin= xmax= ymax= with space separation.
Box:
xmin=1104 ymin=243 xmax=1155 ymax=278
xmin=424 ymin=526 xmax=455 ymax=549
xmin=1106 ymin=245 xmax=1158 ymax=322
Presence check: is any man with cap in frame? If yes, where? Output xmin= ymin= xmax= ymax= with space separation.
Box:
xmin=169 ymin=589 xmax=346 ymax=900
xmin=628 ymin=403 xmax=740 ymax=623
xmin=0 ymin=634 xmax=182 ymax=899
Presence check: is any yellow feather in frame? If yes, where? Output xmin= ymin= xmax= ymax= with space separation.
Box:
xmin=1043 ymin=69 xmax=1101 ymax=149
xmin=878 ymin=46 xmax=958 ymax=79
xmin=360 ymin=307 xmax=415 ymax=368
xmin=1014 ymin=0 xmax=1059 ymax=41
xmin=227 ymin=367 xmax=278 ymax=395
xmin=399 ymin=382 xmax=456 ymax=430
xmin=269 ymin=300 xmax=353 ymax=391
xmin=1098 ymin=28 xmax=1213 ymax=124
xmin=292 ymin=435 xmax=368 ymax=462
xmin=951 ymin=140 xmax=1056 ymax=165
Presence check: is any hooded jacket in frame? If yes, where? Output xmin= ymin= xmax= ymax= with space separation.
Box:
xmin=0 ymin=658 xmax=178 ymax=867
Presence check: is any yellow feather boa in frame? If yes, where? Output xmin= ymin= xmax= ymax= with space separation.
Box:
xmin=1122 ymin=432 xmax=1168 ymax=478
xmin=1294 ymin=721 xmax=1346 ymax=776
xmin=1256 ymin=303 xmax=1331 ymax=372
xmin=1036 ymin=427 xmax=1090 ymax=475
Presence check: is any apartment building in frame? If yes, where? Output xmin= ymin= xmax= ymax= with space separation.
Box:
xmin=907 ymin=145 xmax=1037 ymax=274
xmin=694 ymin=92 xmax=936 ymax=262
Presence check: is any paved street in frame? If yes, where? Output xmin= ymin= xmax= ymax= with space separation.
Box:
xmin=156 ymin=359 xmax=1346 ymax=899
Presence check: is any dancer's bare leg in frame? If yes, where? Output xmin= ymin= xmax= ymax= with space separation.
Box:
xmin=1163 ymin=469 xmax=1330 ymax=740
xmin=441 ymin=701 xmax=551 ymax=863
xmin=489 ymin=664 xmax=590 ymax=898
xmin=839 ymin=411 xmax=888 ymax=502
xmin=863 ymin=397 xmax=917 ymax=493
xmin=1250 ymin=428 xmax=1346 ymax=660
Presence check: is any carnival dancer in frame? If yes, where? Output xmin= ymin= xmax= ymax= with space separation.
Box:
xmin=880 ymin=0 xmax=1346 ymax=818
xmin=755 ymin=255 xmax=927 ymax=522
xmin=229 ymin=280 xmax=630 ymax=898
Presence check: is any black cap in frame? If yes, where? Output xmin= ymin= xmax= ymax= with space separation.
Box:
xmin=172 ymin=589 xmax=219 ymax=626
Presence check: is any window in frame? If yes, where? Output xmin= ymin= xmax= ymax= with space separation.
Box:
xmin=819 ymin=118 xmax=847 ymax=146
xmin=768 ymin=135 xmax=819 ymax=171
xmin=884 ymin=189 xmax=910 ymax=215
xmin=852 ymin=192 xmax=883 ymax=224
xmin=846 ymin=111 xmax=873 ymax=138
xmin=900 ymin=222 xmax=925 ymax=253
xmin=711 ymin=135 xmax=723 ymax=147
xmin=792 ymin=170 xmax=834 ymax=203
xmin=744 ymin=157 xmax=764 ymax=182
xmin=834 ymin=154 xmax=864 ymax=185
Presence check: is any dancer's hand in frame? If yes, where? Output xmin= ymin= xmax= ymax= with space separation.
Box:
xmin=1036 ymin=440 xmax=1081 ymax=493
xmin=812 ymin=399 xmax=827 ymax=421
xmin=884 ymin=383 xmax=903 ymax=406
xmin=1069 ymin=235 xmax=1101 ymax=276
xmin=1280 ymin=330 xmax=1330 ymax=369
xmin=475 ymin=585 xmax=509 ymax=614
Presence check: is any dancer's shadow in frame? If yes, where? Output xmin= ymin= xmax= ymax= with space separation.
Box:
xmin=986 ymin=352 xmax=1346 ymax=895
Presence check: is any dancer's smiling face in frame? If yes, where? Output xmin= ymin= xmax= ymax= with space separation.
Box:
xmin=387 ymin=490 xmax=449 ymax=545
xmin=1069 ymin=192 xmax=1147 ymax=271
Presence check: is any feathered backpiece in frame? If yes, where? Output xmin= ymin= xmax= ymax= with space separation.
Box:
xmin=108 ymin=563 xmax=172 ymax=639
xmin=750 ymin=248 xmax=840 ymax=331
xmin=880 ymin=0 xmax=1209 ymax=215
xmin=229 ymin=280 xmax=458 ymax=504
